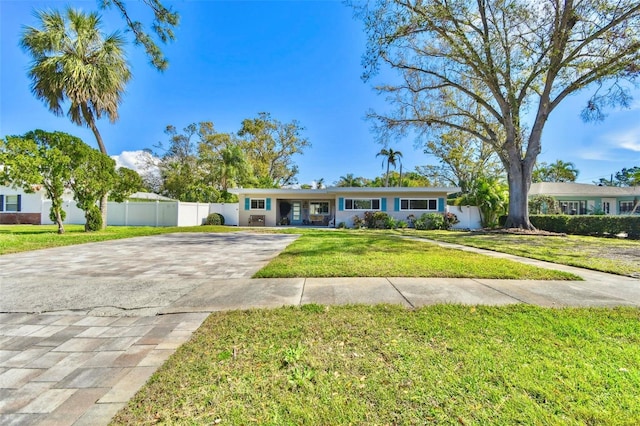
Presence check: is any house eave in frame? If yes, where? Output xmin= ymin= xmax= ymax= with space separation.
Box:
xmin=229 ymin=186 xmax=461 ymax=196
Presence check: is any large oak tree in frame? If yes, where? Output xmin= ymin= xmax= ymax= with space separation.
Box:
xmin=355 ymin=0 xmax=640 ymax=228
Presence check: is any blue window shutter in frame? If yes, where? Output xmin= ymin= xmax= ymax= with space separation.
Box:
xmin=17 ymin=195 xmax=21 ymax=212
xmin=381 ymin=198 xmax=387 ymax=212
xmin=245 ymin=197 xmax=250 ymax=210
xmin=394 ymin=198 xmax=400 ymax=211
xmin=0 ymin=195 xmax=4 ymax=212
xmin=338 ymin=197 xmax=344 ymax=211
xmin=266 ymin=198 xmax=271 ymax=211
xmin=438 ymin=197 xmax=445 ymax=212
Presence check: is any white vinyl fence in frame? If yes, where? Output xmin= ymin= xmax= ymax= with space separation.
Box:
xmin=41 ymin=200 xmax=240 ymax=227
xmin=448 ymin=205 xmax=482 ymax=230
xmin=209 ymin=203 xmax=240 ymax=226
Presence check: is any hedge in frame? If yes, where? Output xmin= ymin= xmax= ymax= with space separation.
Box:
xmin=499 ymin=214 xmax=640 ymax=238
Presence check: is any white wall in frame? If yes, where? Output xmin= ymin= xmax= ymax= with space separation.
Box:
xmin=177 ymin=202 xmax=210 ymax=227
xmin=0 ymin=186 xmax=48 ymax=214
xmin=41 ymin=200 xmax=204 ymax=227
xmin=210 ymin=203 xmax=239 ymax=226
xmin=336 ymin=205 xmax=481 ymax=229
xmin=447 ymin=206 xmax=482 ymax=230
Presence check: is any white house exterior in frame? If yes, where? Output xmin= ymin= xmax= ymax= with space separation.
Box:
xmin=0 ymin=186 xmax=75 ymax=225
xmin=229 ymin=186 xmax=471 ymax=228
xmin=529 ymin=182 xmax=640 ymax=215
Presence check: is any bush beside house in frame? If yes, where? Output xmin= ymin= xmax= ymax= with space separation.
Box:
xmin=500 ymin=215 xmax=640 ymax=239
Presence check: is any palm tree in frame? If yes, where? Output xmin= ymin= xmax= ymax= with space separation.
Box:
xmin=21 ymin=8 xmax=132 ymax=228
xmin=336 ymin=173 xmax=364 ymax=187
xmin=216 ymin=145 xmax=251 ymax=193
xmin=377 ymin=148 xmax=403 ymax=187
xmin=548 ymin=160 xmax=579 ymax=182
xmin=533 ymin=160 xmax=579 ymax=182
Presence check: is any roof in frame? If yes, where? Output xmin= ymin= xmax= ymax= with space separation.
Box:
xmin=529 ymin=182 xmax=640 ymax=197
xmin=127 ymin=192 xmax=176 ymax=201
xmin=229 ymin=186 xmax=461 ymax=195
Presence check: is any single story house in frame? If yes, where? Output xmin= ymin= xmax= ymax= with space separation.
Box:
xmin=529 ymin=182 xmax=640 ymax=215
xmin=229 ymin=186 xmax=462 ymax=228
xmin=0 ymin=185 xmax=55 ymax=224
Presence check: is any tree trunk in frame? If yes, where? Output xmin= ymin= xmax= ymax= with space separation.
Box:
xmin=55 ymin=209 xmax=65 ymax=234
xmin=100 ymin=193 xmax=108 ymax=230
xmin=83 ymin=106 xmax=108 ymax=230
xmin=504 ymin=159 xmax=535 ymax=230
xmin=385 ymin=162 xmax=390 ymax=187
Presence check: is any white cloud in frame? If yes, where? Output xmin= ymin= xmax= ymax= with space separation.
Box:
xmin=111 ymin=150 xmax=159 ymax=172
xmin=576 ymin=148 xmax=617 ymax=161
xmin=605 ymin=126 xmax=640 ymax=152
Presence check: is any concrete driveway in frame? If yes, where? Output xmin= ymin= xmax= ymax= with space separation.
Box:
xmin=0 ymin=232 xmax=299 ymax=425
xmin=0 ymin=232 xmax=299 ymax=316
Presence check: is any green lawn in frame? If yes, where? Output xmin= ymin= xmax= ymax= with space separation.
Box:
xmin=254 ymin=230 xmax=577 ymax=280
xmin=0 ymin=225 xmax=578 ymax=280
xmin=111 ymin=304 xmax=640 ymax=425
xmin=0 ymin=224 xmax=238 ymax=255
xmin=410 ymin=230 xmax=640 ymax=277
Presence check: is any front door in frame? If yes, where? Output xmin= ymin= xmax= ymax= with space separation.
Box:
xmin=291 ymin=201 xmax=302 ymax=225
xmin=602 ymin=198 xmax=616 ymax=215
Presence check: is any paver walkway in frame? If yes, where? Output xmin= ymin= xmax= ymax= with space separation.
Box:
xmin=1 ymin=232 xmax=639 ymax=425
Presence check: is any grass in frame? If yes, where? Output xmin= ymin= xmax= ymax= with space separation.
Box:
xmin=111 ymin=304 xmax=640 ymax=425
xmin=408 ymin=230 xmax=640 ymax=277
xmin=254 ymin=230 xmax=578 ymax=280
xmin=0 ymin=224 xmax=238 ymax=255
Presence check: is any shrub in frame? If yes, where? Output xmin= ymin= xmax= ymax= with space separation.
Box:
xmin=529 ymin=215 xmax=570 ymax=233
xmin=359 ymin=211 xmax=394 ymax=229
xmin=415 ymin=213 xmax=445 ymax=230
xmin=397 ymin=220 xmax=408 ymax=229
xmin=204 ymin=213 xmax=225 ymax=226
xmin=442 ymin=212 xmax=460 ymax=230
xmin=529 ymin=195 xmax=561 ymax=215
xmin=384 ymin=215 xmax=398 ymax=229
xmin=337 ymin=222 xmax=347 ymax=229
xmin=84 ymin=205 xmax=102 ymax=232
xmin=527 ymin=214 xmax=640 ymax=238
xmin=372 ymin=211 xmax=391 ymax=229
xmin=352 ymin=215 xmax=366 ymax=229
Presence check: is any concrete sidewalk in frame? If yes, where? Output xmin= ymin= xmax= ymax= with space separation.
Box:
xmin=1 ymin=233 xmax=638 ymax=425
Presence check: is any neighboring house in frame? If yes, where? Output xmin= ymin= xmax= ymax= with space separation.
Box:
xmin=229 ymin=186 xmax=461 ymax=227
xmin=0 ymin=185 xmax=65 ymax=224
xmin=529 ymin=182 xmax=640 ymax=215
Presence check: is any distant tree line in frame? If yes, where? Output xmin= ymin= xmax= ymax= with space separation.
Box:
xmin=141 ymin=113 xmax=310 ymax=202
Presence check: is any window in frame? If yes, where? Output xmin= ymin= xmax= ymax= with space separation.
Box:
xmin=559 ymin=200 xmax=586 ymax=215
xmin=4 ymin=195 xmax=20 ymax=212
xmin=620 ymin=201 xmax=638 ymax=214
xmin=310 ymin=201 xmax=329 ymax=215
xmin=344 ymin=198 xmax=380 ymax=210
xmin=250 ymin=199 xmax=265 ymax=210
xmin=400 ymin=198 xmax=437 ymax=211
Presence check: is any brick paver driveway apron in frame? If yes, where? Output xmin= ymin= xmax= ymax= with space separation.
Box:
xmin=0 ymin=232 xmax=298 ymax=425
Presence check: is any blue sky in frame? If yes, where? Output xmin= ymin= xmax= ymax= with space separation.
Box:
xmin=1 ymin=0 xmax=639 ymax=186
